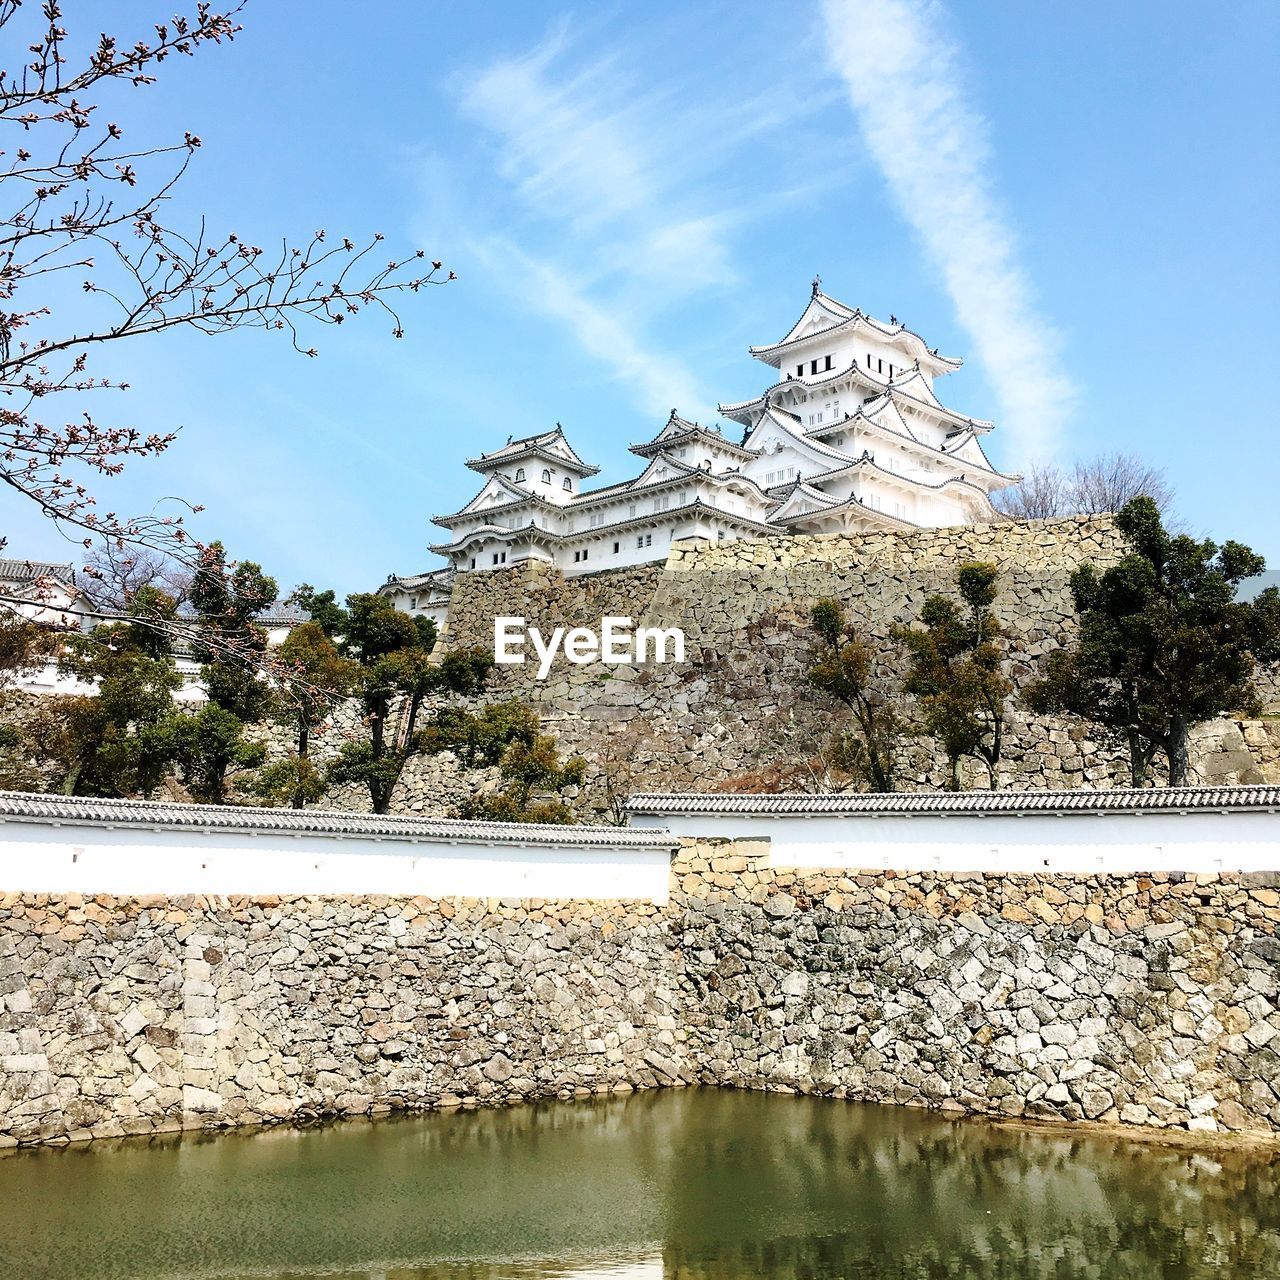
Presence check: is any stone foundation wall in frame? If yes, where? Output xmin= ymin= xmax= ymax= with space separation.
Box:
xmin=0 ymin=891 xmax=680 ymax=1146
xmin=672 ymin=841 xmax=1280 ymax=1135
xmin=6 ymin=840 xmax=1280 ymax=1145
xmin=432 ymin=516 xmax=1280 ymax=811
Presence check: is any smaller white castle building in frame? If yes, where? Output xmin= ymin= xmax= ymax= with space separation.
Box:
xmin=380 ymin=282 xmax=1017 ymax=621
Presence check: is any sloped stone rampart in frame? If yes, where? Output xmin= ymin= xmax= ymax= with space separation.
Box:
xmin=431 ymin=516 xmax=1279 ymax=807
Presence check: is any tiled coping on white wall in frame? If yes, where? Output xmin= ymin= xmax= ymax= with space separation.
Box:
xmin=628 ymin=786 xmax=1280 ymax=875
xmin=7 ymin=786 xmax=1280 ymax=902
xmin=0 ymin=792 xmax=678 ymax=902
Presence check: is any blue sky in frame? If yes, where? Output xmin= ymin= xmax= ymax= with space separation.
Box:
xmin=5 ymin=0 xmax=1278 ymax=595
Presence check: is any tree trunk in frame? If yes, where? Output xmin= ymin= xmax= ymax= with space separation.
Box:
xmin=1127 ymin=731 xmax=1148 ymax=788
xmin=982 ymin=750 xmax=1000 ymax=790
xmin=293 ymin=719 xmax=309 ymax=810
xmin=855 ymin=698 xmax=895 ymax=793
xmin=1168 ymin=717 xmax=1190 ymax=787
xmin=947 ymin=755 xmax=961 ymax=792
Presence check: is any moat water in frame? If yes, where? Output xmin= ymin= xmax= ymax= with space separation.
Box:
xmin=4 ymin=1090 xmax=1280 ymax=1279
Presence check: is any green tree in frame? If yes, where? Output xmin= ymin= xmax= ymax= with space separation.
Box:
xmin=806 ymin=599 xmax=902 ymax=792
xmin=1024 ymin=497 xmax=1280 ymax=787
xmin=894 ymin=562 xmax=1011 ymax=790
xmin=189 ymin=541 xmax=278 ymax=723
xmin=250 ymin=757 xmax=328 ymax=810
xmin=417 ymin=699 xmax=539 ymax=767
xmin=51 ymin=589 xmax=184 ymax=797
xmin=172 ymin=704 xmax=267 ymax=805
xmin=329 ymin=594 xmax=491 ymax=814
xmin=285 ymin=584 xmax=350 ymax=640
xmin=418 ymin=699 xmax=583 ymax=821
xmin=459 ymin=731 xmax=586 ymax=825
xmin=0 ymin=611 xmax=59 ymax=687
xmin=259 ymin=620 xmax=359 ymax=809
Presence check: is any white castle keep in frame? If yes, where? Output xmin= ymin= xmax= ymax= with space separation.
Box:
xmin=379 ymin=282 xmax=1017 ymax=624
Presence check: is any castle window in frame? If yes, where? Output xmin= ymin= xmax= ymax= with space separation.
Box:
xmin=796 ymin=364 xmax=804 ymax=377
xmin=563 ymin=477 xmax=572 ymax=491
xmin=613 ymin=541 xmax=620 ymax=554
xmin=824 ymin=355 xmax=833 ymax=371
xmin=469 ymin=557 xmax=476 ymax=569
xmin=582 ymin=548 xmax=589 ymax=561
xmin=810 ymin=359 xmax=819 ymax=375
xmin=515 ymin=468 xmax=525 ymax=482
xmin=541 ymin=468 xmax=551 ymax=484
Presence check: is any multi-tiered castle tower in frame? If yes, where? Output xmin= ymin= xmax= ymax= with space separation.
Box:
xmin=379 ymin=281 xmax=1016 ymax=623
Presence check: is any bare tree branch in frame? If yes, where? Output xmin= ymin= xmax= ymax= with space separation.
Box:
xmin=0 ymin=1 xmax=451 ymax=565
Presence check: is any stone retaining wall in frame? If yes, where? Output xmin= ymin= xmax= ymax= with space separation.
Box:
xmin=0 ymin=891 xmax=679 ymax=1145
xmin=674 ymin=841 xmax=1280 ymax=1134
xmin=431 ymin=516 xmax=1280 ymax=812
xmin=5 ymin=841 xmax=1280 ymax=1145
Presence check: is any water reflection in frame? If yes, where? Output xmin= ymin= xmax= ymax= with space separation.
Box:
xmin=2 ymin=1089 xmax=1278 ymax=1279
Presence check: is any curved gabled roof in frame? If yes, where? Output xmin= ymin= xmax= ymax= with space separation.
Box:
xmin=719 ymin=358 xmax=866 ymax=421
xmin=806 ymin=402 xmax=1016 ymax=487
xmin=858 ymin=382 xmax=994 ymax=435
xmin=432 ymin=474 xmax=555 ymax=528
xmin=776 ymin=493 xmax=922 ymax=533
xmin=630 ymin=410 xmax=758 ymax=462
xmin=743 ymin=407 xmax=851 ymax=466
xmin=466 ymin=425 xmax=599 ymax=476
xmin=721 ymin=357 xmax=990 ymax=437
xmin=377 ymin=567 xmax=454 ymax=596
xmin=765 ymin=479 xmax=842 ymax=522
xmin=748 ymin=286 xmax=962 ymax=373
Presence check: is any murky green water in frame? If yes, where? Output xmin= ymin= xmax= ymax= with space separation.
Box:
xmin=3 ymin=1089 xmax=1279 ymax=1279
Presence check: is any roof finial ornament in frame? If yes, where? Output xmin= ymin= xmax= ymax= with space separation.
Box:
xmin=811 ymin=273 xmax=821 ymax=298
xmin=890 ymin=313 xmax=898 ymax=325
xmin=669 ymin=408 xmax=678 ymax=421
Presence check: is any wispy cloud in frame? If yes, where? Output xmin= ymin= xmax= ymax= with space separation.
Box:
xmin=448 ymin=22 xmax=830 ymax=425
xmin=470 ymin=237 xmax=710 ymax=419
xmin=820 ymin=0 xmax=1073 ymax=462
xmin=459 ymin=35 xmax=662 ymax=235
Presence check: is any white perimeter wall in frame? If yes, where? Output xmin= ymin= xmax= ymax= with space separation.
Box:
xmin=629 ymin=810 xmax=1280 ymax=875
xmin=0 ymin=821 xmax=673 ymax=902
